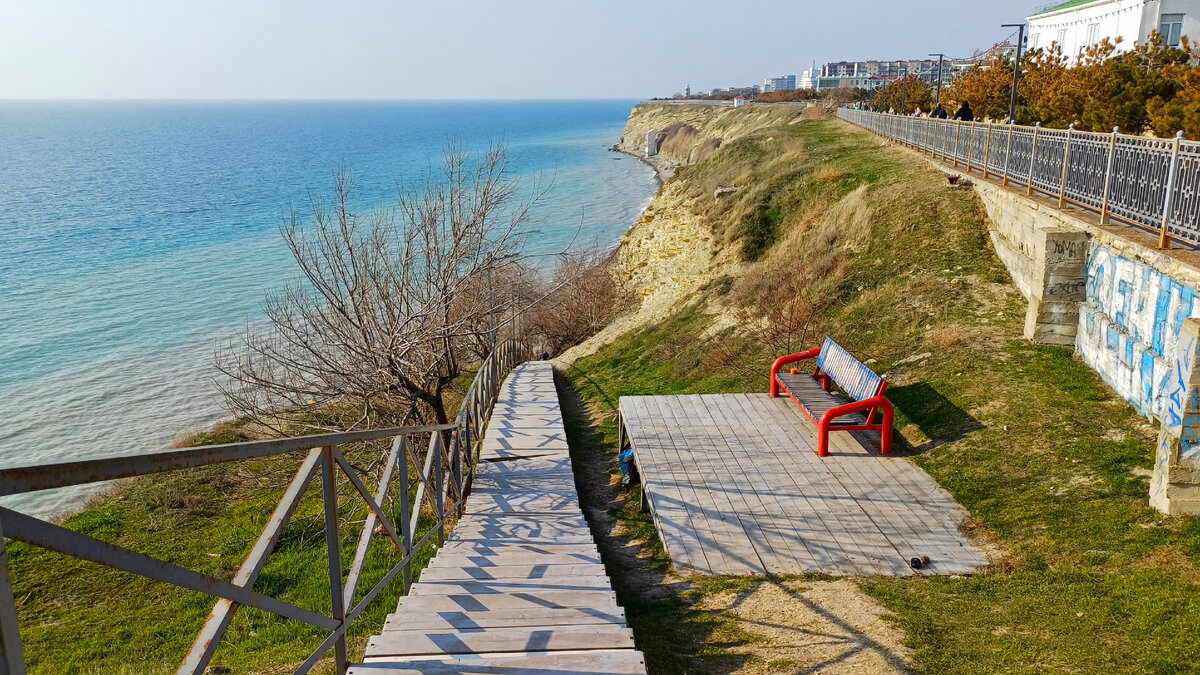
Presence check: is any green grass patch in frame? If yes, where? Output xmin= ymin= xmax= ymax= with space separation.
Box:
xmin=560 ymin=117 xmax=1200 ymax=672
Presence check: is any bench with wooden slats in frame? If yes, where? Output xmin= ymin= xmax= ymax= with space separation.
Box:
xmin=769 ymin=337 xmax=894 ymax=457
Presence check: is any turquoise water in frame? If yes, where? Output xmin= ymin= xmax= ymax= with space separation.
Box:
xmin=0 ymin=100 xmax=655 ymax=518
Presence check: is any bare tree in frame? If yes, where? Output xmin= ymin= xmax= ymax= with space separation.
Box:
xmin=215 ymin=143 xmax=545 ymax=432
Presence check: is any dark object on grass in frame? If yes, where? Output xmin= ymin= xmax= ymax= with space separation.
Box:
xmin=541 ymin=352 xmax=550 ymax=360
xmin=947 ymin=175 xmax=960 ymax=185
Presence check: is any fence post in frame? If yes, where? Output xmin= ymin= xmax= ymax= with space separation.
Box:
xmin=966 ymin=123 xmax=975 ymax=173
xmin=320 ymin=447 xmax=348 ymax=674
xmin=1058 ymin=124 xmax=1074 ymax=208
xmin=1028 ymin=123 xmax=1040 ymax=196
xmin=953 ymin=121 xmax=962 ymax=168
xmin=923 ymin=117 xmax=930 ymax=154
xmin=0 ymin=518 xmax=27 ymax=675
xmin=1159 ymin=130 xmax=1185 ymax=250
xmin=1003 ymin=122 xmax=1014 ymax=186
xmin=399 ymin=438 xmax=412 ymax=592
xmin=983 ymin=122 xmax=993 ymax=178
xmin=1100 ymin=127 xmax=1119 ymax=225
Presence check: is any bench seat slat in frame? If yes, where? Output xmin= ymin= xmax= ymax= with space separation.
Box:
xmin=774 ymin=374 xmax=868 ymax=424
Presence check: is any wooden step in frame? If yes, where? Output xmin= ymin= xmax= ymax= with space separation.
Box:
xmin=364 ymin=624 xmax=636 ymax=658
xmin=396 ymin=590 xmax=619 ymax=612
xmin=409 ymin=577 xmax=613 ymax=595
xmin=417 ymin=564 xmax=608 ymax=581
xmin=383 ymin=607 xmax=627 ymax=631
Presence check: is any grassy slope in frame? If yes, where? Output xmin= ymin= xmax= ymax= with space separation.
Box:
xmin=9 ymin=413 xmax=455 ymax=674
xmin=562 ymin=118 xmax=1200 ymax=673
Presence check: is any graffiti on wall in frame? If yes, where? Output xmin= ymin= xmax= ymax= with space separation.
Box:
xmin=1076 ymin=242 xmax=1200 ymax=421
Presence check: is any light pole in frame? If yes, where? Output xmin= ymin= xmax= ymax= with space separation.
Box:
xmin=900 ymin=66 xmax=908 ymax=115
xmin=928 ymin=53 xmax=946 ymax=108
xmin=1002 ymin=23 xmax=1026 ymax=124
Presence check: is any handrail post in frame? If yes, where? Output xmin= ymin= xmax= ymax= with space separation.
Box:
xmin=1159 ymin=130 xmax=1185 ymax=249
xmin=1100 ymin=127 xmax=1119 ymax=224
xmin=0 ymin=518 xmax=27 ymax=675
xmin=1003 ymin=122 xmax=1014 ymax=186
xmin=1028 ymin=123 xmax=1040 ymax=195
xmin=923 ymin=116 xmax=930 ymax=154
xmin=399 ymin=437 xmax=412 ymax=592
xmin=320 ymin=446 xmax=348 ymax=674
xmin=983 ymin=122 xmax=993 ymax=179
xmin=434 ymin=433 xmax=445 ymax=546
xmin=1059 ymin=124 xmax=1074 ymax=208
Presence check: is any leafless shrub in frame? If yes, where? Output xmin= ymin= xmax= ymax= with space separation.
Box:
xmin=526 ymin=250 xmax=630 ymax=356
xmin=215 ymin=143 xmax=546 ymax=433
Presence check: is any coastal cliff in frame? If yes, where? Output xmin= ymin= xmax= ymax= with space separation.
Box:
xmin=562 ymin=102 xmax=808 ymax=363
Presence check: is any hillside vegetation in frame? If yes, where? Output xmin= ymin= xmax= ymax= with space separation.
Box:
xmin=561 ymin=115 xmax=1200 ymax=673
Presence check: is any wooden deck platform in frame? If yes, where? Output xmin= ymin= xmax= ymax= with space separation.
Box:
xmin=350 ymin=362 xmax=647 ymax=674
xmin=619 ymin=393 xmax=988 ymax=577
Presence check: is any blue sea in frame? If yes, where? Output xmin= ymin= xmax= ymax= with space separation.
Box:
xmin=0 ymin=100 xmax=656 ymax=519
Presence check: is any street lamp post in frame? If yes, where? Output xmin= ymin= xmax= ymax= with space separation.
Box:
xmin=1001 ymin=23 xmax=1026 ymax=124
xmin=928 ymin=53 xmax=946 ymax=108
xmin=900 ymin=66 xmax=907 ymax=115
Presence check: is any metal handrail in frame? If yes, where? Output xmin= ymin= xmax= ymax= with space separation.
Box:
xmin=0 ymin=339 xmax=528 ymax=675
xmin=837 ymin=108 xmax=1199 ymax=248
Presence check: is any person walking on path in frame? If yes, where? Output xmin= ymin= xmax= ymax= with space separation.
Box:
xmin=931 ymin=103 xmax=948 ymax=119
xmin=954 ymin=101 xmax=974 ymax=121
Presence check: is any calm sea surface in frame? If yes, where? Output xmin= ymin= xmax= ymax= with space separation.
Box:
xmin=0 ymin=100 xmax=655 ymax=518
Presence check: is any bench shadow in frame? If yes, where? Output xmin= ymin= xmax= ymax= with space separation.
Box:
xmin=886 ymin=382 xmax=985 ymax=454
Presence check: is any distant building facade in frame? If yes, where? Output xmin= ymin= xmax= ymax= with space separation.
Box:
xmin=763 ymin=75 xmax=797 ymax=92
xmin=798 ymin=67 xmax=818 ymax=90
xmin=1027 ymin=0 xmax=1200 ymax=65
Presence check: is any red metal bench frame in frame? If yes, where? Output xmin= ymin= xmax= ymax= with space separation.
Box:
xmin=769 ymin=343 xmax=894 ymax=457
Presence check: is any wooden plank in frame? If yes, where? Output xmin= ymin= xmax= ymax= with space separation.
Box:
xmin=619 ymin=399 xmax=705 ymax=570
xmin=364 ymin=625 xmax=636 ymax=658
xmin=692 ymin=394 xmax=817 ymax=575
xmin=383 ymin=607 xmax=627 ymax=631
xmin=675 ymin=395 xmax=770 ymax=575
xmin=350 ymin=651 xmax=648 ymax=674
xmin=418 ymin=564 xmax=608 ymax=582
xmin=409 ymin=578 xmax=614 ymax=595
xmin=396 ymin=590 xmax=619 ymax=613
xmin=722 ymin=393 xmax=848 ymax=575
xmin=427 ymin=552 xmax=603 ymax=568
xmin=649 ymin=396 xmax=744 ymax=575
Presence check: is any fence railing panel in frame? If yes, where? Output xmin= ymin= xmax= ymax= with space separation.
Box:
xmin=838 ymin=107 xmax=1199 ymax=246
xmin=1063 ymin=131 xmax=1111 ymax=211
xmin=0 ymin=340 xmax=528 ymax=675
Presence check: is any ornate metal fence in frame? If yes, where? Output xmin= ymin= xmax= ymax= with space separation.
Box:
xmin=837 ymin=108 xmax=1200 ymax=247
xmin=0 ymin=340 xmax=526 ymax=675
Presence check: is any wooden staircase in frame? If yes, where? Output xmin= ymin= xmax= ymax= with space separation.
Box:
xmin=349 ymin=361 xmax=647 ymax=674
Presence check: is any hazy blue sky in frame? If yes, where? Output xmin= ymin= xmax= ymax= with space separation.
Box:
xmin=1 ymin=1 xmax=1044 ymax=99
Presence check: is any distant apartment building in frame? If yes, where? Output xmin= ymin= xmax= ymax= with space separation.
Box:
xmin=816 ymin=47 xmax=1015 ymax=91
xmin=1027 ymin=0 xmax=1200 ymax=64
xmin=763 ymin=75 xmax=797 ymax=92
xmin=708 ymin=86 xmax=762 ymax=97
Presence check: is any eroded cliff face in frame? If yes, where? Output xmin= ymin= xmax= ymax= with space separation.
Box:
xmin=616 ymin=102 xmax=806 ymax=165
xmin=559 ymin=103 xmax=806 ymax=364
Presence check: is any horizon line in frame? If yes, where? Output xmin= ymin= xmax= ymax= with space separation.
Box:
xmin=0 ymin=96 xmax=654 ymax=103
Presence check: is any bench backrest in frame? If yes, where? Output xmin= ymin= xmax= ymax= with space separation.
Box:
xmin=815 ymin=337 xmax=884 ymax=401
